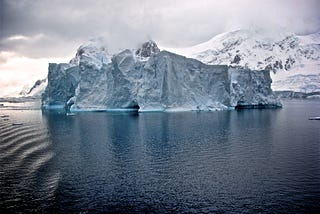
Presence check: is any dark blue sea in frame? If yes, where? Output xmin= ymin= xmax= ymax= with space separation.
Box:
xmin=0 ymin=100 xmax=319 ymax=213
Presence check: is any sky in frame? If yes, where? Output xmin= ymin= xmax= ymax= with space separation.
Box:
xmin=0 ymin=0 xmax=320 ymax=96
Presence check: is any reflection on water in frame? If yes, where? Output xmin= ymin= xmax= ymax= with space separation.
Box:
xmin=0 ymin=100 xmax=320 ymax=213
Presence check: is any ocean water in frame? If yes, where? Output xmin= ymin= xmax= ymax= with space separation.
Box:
xmin=0 ymin=100 xmax=319 ymax=213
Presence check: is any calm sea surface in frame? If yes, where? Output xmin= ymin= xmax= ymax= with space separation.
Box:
xmin=0 ymin=100 xmax=319 ymax=213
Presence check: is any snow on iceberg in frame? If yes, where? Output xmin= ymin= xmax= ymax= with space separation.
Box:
xmin=42 ymin=40 xmax=281 ymax=112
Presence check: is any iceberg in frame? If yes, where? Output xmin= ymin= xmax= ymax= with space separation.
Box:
xmin=42 ymin=40 xmax=281 ymax=112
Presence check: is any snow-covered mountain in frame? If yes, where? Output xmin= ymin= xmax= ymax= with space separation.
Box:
xmin=272 ymin=74 xmax=320 ymax=93
xmin=165 ymin=29 xmax=320 ymax=92
xmin=19 ymin=78 xmax=47 ymax=98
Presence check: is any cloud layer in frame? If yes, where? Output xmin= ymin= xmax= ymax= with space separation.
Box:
xmin=1 ymin=0 xmax=320 ymax=58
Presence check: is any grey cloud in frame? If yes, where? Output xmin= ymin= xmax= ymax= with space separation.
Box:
xmin=1 ymin=0 xmax=320 ymax=58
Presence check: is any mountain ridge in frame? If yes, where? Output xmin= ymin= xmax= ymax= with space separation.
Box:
xmin=164 ymin=29 xmax=320 ymax=92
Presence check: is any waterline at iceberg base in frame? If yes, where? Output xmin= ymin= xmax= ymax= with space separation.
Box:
xmin=41 ymin=41 xmax=281 ymax=112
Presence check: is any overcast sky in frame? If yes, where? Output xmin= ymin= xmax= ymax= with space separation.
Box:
xmin=0 ymin=0 xmax=320 ymax=96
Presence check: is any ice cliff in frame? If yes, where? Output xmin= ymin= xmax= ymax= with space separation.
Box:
xmin=42 ymin=40 xmax=281 ymax=112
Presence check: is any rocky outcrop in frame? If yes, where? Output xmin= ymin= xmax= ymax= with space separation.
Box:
xmin=135 ymin=40 xmax=160 ymax=57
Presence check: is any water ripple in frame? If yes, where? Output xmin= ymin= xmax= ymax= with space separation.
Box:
xmin=0 ymin=125 xmax=38 ymax=139
xmin=0 ymin=111 xmax=58 ymax=213
xmin=1 ymin=128 xmax=46 ymax=147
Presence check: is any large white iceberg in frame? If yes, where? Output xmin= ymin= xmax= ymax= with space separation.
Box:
xmin=42 ymin=40 xmax=281 ymax=112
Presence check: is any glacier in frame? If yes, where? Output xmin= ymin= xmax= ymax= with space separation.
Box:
xmin=42 ymin=40 xmax=281 ymax=112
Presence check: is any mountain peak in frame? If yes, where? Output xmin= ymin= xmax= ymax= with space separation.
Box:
xmin=135 ymin=40 xmax=160 ymax=57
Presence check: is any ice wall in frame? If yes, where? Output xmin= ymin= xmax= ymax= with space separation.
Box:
xmin=42 ymin=41 xmax=281 ymax=112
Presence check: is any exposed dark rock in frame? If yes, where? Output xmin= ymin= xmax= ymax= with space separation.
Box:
xmin=135 ymin=40 xmax=160 ymax=57
xmin=231 ymin=54 xmax=241 ymax=64
xmin=285 ymin=57 xmax=295 ymax=70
